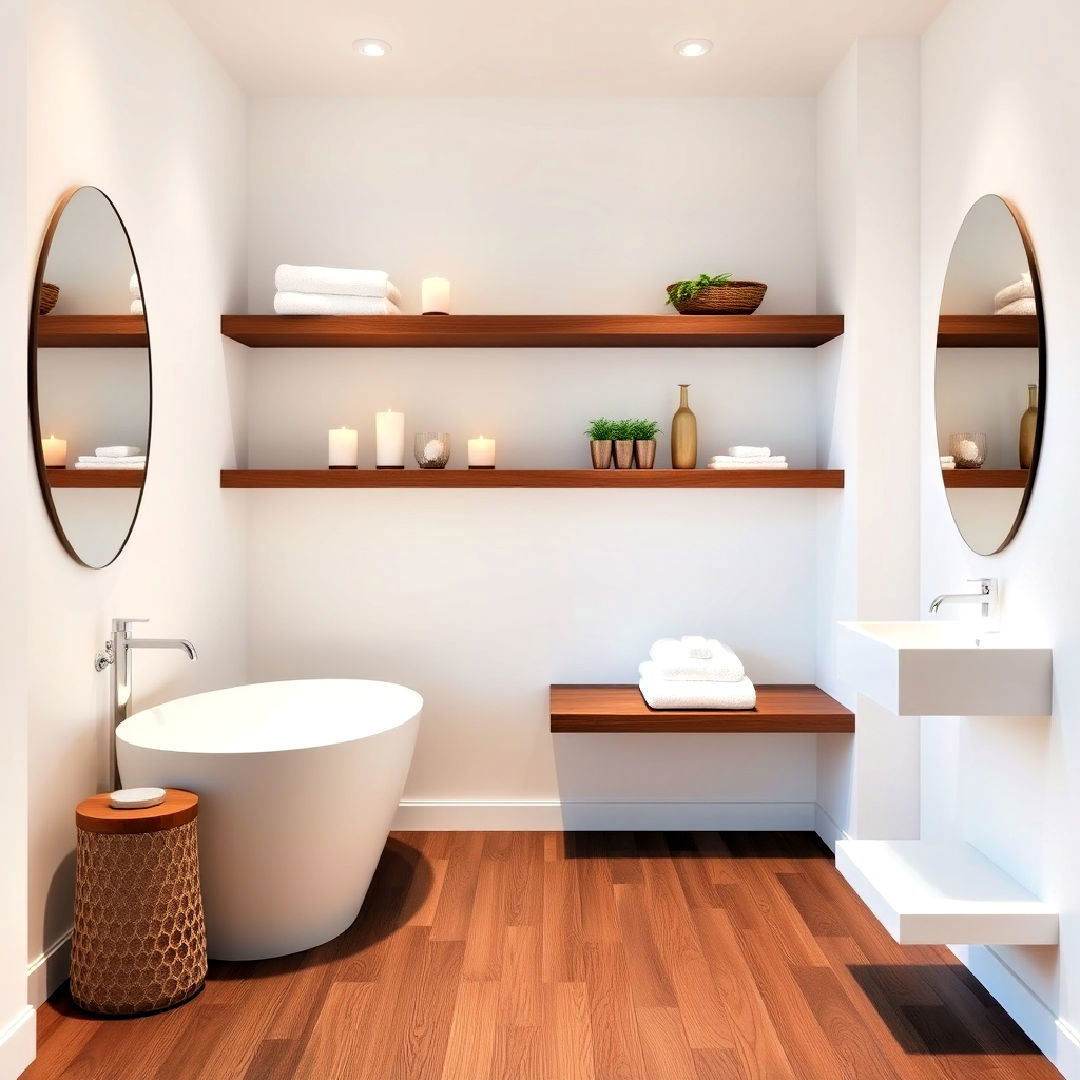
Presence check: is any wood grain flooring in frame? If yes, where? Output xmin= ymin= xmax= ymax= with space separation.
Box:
xmin=23 ymin=831 xmax=1063 ymax=1080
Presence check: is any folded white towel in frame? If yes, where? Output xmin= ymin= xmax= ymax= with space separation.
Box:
xmin=129 ymin=272 xmax=141 ymax=300
xmin=708 ymin=461 xmax=789 ymax=469
xmin=639 ymin=675 xmax=757 ymax=711
xmin=941 ymin=462 xmax=955 ymax=470
xmin=681 ymin=635 xmax=712 ymax=660
xmin=95 ymin=445 xmax=142 ymax=458
xmin=940 ymin=455 xmax=954 ymax=462
xmin=726 ymin=446 xmax=771 ymax=458
xmin=274 ymin=265 xmax=401 ymax=304
xmin=994 ymin=275 xmax=1033 ymax=310
xmin=710 ymin=455 xmax=786 ymax=465
xmin=995 ymin=297 xmax=1037 ymax=316
xmin=640 ymin=652 xmax=745 ymax=684
xmin=274 ymin=292 xmax=402 ymax=316
xmin=78 ymin=455 xmax=147 ymax=464
xmin=130 ymin=298 xmax=144 ymax=315
xmin=74 ymin=461 xmax=145 ymax=470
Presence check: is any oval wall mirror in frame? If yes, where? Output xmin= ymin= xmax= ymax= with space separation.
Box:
xmin=29 ymin=187 xmax=152 ymax=568
xmin=935 ymin=195 xmax=1045 ymax=556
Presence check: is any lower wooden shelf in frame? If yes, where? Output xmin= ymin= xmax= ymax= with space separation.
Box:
xmin=221 ymin=469 xmax=844 ymax=489
xmin=549 ymin=684 xmax=854 ymax=733
xmin=943 ymin=469 xmax=1028 ymax=488
xmin=46 ymin=469 xmax=145 ymax=488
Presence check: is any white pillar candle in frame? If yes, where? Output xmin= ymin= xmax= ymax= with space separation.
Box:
xmin=42 ymin=434 xmax=66 ymax=468
xmin=421 ymin=277 xmax=451 ymax=315
xmin=328 ymin=427 xmax=359 ymax=468
xmin=467 ymin=435 xmax=496 ymax=468
xmin=375 ymin=409 xmax=405 ymax=468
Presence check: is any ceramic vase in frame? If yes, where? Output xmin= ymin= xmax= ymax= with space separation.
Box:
xmin=671 ymin=384 xmax=697 ymax=469
xmin=1019 ymin=383 xmax=1038 ymax=469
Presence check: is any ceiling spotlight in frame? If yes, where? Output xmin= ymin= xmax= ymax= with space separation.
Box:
xmin=353 ymin=38 xmax=392 ymax=58
xmin=675 ymin=39 xmax=712 ymax=58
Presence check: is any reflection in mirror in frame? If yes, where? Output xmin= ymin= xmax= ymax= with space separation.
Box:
xmin=935 ymin=195 xmax=1044 ymax=556
xmin=29 ymin=187 xmax=151 ymax=568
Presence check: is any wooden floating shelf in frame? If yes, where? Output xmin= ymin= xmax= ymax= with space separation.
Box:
xmin=836 ymin=839 xmax=1058 ymax=946
xmin=943 ymin=469 xmax=1028 ymax=488
xmin=37 ymin=315 xmax=150 ymax=348
xmin=46 ymin=469 xmax=144 ymax=488
xmin=220 ymin=314 xmax=845 ymax=349
xmin=220 ymin=469 xmax=845 ymax=490
xmin=938 ymin=315 xmax=1039 ymax=348
xmin=549 ymin=684 xmax=854 ymax=733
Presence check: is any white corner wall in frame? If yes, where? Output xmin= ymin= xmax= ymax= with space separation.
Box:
xmin=23 ymin=0 xmax=249 ymax=1010
xmin=921 ymin=1 xmax=1080 ymax=1074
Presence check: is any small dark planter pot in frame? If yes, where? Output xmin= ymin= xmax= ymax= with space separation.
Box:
xmin=634 ymin=440 xmax=657 ymax=469
xmin=589 ymin=440 xmax=613 ymax=469
xmin=613 ymin=440 xmax=635 ymax=469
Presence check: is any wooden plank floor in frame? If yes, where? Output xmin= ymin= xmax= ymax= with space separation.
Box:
xmin=24 ymin=831 xmax=1062 ymax=1080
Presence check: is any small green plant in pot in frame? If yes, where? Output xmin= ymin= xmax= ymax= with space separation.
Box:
xmin=630 ymin=419 xmax=662 ymax=469
xmin=610 ymin=420 xmax=637 ymax=470
xmin=584 ymin=418 xmax=615 ymax=470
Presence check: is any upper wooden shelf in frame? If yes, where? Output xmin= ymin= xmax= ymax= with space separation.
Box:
xmin=46 ymin=469 xmax=144 ymax=488
xmin=938 ymin=315 xmax=1039 ymax=348
xmin=37 ymin=315 xmax=149 ymax=348
xmin=220 ymin=314 xmax=845 ymax=349
xmin=221 ymin=468 xmax=844 ymax=489
xmin=550 ymin=684 xmax=854 ymax=733
xmin=943 ymin=469 xmax=1028 ymax=488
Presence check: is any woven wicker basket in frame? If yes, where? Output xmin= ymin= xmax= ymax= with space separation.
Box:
xmin=668 ymin=281 xmax=767 ymax=315
xmin=38 ymin=282 xmax=60 ymax=315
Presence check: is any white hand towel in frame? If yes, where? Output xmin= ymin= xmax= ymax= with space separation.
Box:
xmin=708 ymin=461 xmax=789 ymax=469
xmin=130 ymin=298 xmax=144 ymax=315
xmin=994 ymin=276 xmax=1034 ymax=310
xmin=74 ymin=461 xmax=145 ymax=470
xmin=710 ymin=455 xmax=786 ymax=465
xmin=681 ymin=635 xmax=712 ymax=659
xmin=640 ymin=651 xmax=746 ymax=683
xmin=274 ymin=292 xmax=402 ymax=316
xmin=941 ymin=462 xmax=955 ymax=470
xmin=726 ymin=446 xmax=771 ymax=458
xmin=129 ymin=272 xmax=141 ymax=299
xmin=940 ymin=455 xmax=954 ymax=462
xmin=78 ymin=455 xmax=146 ymax=464
xmin=274 ymin=265 xmax=401 ymax=304
xmin=650 ymin=637 xmax=715 ymax=666
xmin=639 ymin=675 xmax=756 ymax=711
xmin=95 ymin=445 xmax=142 ymax=458
xmin=995 ymin=297 xmax=1037 ymax=316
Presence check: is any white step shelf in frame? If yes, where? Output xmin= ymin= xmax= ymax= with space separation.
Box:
xmin=836 ymin=840 xmax=1058 ymax=946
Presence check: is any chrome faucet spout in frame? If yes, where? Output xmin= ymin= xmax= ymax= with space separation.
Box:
xmin=128 ymin=638 xmax=198 ymax=661
xmin=928 ymin=578 xmax=998 ymax=619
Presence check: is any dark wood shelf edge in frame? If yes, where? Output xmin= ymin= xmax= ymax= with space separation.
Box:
xmin=47 ymin=469 xmax=145 ymax=488
xmin=942 ymin=469 xmax=1029 ymax=489
xmin=938 ymin=315 xmax=1039 ymax=348
xmin=37 ymin=314 xmax=150 ymax=348
xmin=550 ymin=683 xmax=854 ymax=733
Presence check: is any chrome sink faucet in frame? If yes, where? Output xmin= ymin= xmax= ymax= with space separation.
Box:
xmin=929 ymin=578 xmax=998 ymax=619
xmin=95 ymin=618 xmax=197 ymax=787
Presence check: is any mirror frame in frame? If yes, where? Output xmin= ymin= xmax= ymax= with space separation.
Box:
xmin=28 ymin=186 xmax=153 ymax=569
xmin=936 ymin=195 xmax=1046 ymax=556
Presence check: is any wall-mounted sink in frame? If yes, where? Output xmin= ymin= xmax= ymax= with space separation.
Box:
xmin=838 ymin=621 xmax=1052 ymax=717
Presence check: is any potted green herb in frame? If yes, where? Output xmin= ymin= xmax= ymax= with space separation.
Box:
xmin=630 ymin=419 xmax=662 ymax=469
xmin=610 ymin=420 xmax=637 ymax=469
xmin=665 ymin=273 xmax=767 ymax=315
xmin=584 ymin=418 xmax=615 ymax=469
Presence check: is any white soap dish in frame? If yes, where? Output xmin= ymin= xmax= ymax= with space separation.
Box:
xmin=109 ymin=787 xmax=166 ymax=810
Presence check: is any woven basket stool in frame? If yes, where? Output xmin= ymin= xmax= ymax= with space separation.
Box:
xmin=71 ymin=789 xmax=207 ymax=1016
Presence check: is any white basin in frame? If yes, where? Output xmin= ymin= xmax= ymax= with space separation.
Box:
xmin=838 ymin=621 xmax=1052 ymax=716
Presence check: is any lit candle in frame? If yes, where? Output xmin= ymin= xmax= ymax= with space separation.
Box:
xmin=421 ymin=277 xmax=450 ymax=315
xmin=375 ymin=409 xmax=405 ymax=468
xmin=467 ymin=435 xmax=496 ymax=469
xmin=328 ymin=427 xmax=359 ymax=468
xmin=42 ymin=434 xmax=66 ymax=468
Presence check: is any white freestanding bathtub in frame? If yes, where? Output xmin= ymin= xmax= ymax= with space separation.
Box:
xmin=116 ymin=679 xmax=422 ymax=961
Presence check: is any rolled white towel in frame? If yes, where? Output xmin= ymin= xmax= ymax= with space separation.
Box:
xmin=130 ymin=298 xmax=144 ymax=315
xmin=708 ymin=461 xmax=789 ymax=469
xmin=940 ymin=455 xmax=954 ymax=463
xmin=78 ymin=455 xmax=146 ymax=464
xmin=640 ymin=652 xmax=745 ymax=684
xmin=995 ymin=297 xmax=1037 ymax=316
xmin=639 ymin=675 xmax=757 ymax=711
xmin=993 ymin=274 xmax=1033 ymax=310
xmin=941 ymin=462 xmax=956 ymax=469
xmin=726 ymin=446 xmax=771 ymax=458
xmin=681 ymin=635 xmax=712 ymax=659
xmin=74 ymin=461 xmax=145 ymax=470
xmin=710 ymin=455 xmax=786 ymax=465
xmin=129 ymin=272 xmax=141 ymax=299
xmin=274 ymin=265 xmax=401 ymax=304
xmin=95 ymin=445 xmax=142 ymax=458
xmin=274 ymin=292 xmax=402 ymax=316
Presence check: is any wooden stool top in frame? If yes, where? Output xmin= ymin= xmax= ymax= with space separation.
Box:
xmin=76 ymin=789 xmax=198 ymax=834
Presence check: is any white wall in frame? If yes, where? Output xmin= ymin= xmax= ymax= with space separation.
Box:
xmin=23 ymin=0 xmax=249 ymax=1009
xmin=921 ymin=0 xmax=1080 ymax=1073
xmin=244 ymin=96 xmax=833 ymax=828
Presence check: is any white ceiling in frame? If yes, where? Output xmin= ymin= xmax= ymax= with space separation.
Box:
xmin=170 ymin=0 xmax=948 ymax=97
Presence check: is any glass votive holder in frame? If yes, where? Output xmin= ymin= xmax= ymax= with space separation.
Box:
xmin=414 ymin=432 xmax=451 ymax=469
xmin=950 ymin=432 xmax=987 ymax=469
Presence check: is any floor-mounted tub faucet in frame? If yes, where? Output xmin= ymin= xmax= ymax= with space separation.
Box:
xmin=95 ymin=617 xmax=197 ymax=787
xmin=928 ymin=578 xmax=998 ymax=619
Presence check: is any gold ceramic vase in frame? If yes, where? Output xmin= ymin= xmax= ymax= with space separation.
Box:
xmin=1019 ymin=383 xmax=1038 ymax=470
xmin=670 ymin=384 xmax=697 ymax=469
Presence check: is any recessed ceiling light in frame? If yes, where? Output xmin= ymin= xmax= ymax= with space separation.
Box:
xmin=353 ymin=38 xmax=392 ymax=58
xmin=675 ymin=39 xmax=712 ymax=58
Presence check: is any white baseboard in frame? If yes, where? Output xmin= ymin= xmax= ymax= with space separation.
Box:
xmin=27 ymin=931 xmax=71 ymax=1008
xmin=393 ymin=799 xmax=817 ymax=831
xmin=0 ymin=1006 xmax=36 ymax=1079
xmin=813 ymin=803 xmax=851 ymax=851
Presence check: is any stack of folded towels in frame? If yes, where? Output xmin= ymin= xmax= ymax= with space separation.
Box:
xmin=708 ymin=446 xmax=788 ymax=470
xmin=129 ymin=273 xmax=143 ymax=315
xmin=940 ymin=455 xmax=955 ymax=470
xmin=74 ymin=446 xmax=146 ymax=470
xmin=273 ymin=265 xmax=402 ymax=315
xmin=994 ymin=272 xmax=1036 ymax=316
xmin=639 ymin=636 xmax=756 ymax=710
